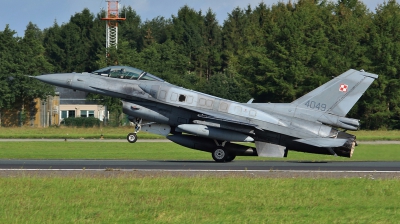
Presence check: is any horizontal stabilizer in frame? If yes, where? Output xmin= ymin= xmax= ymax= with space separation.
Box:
xmin=294 ymin=138 xmax=348 ymax=148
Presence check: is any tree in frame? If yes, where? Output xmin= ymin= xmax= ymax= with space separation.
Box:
xmin=19 ymin=22 xmax=54 ymax=74
xmin=362 ymin=0 xmax=400 ymax=129
xmin=140 ymin=16 xmax=170 ymax=48
xmin=200 ymin=66 xmax=252 ymax=102
xmin=201 ymin=9 xmax=223 ymax=80
xmin=119 ymin=6 xmax=142 ymax=50
xmin=43 ymin=22 xmax=64 ymax=72
xmin=0 ymin=25 xmax=19 ymax=127
xmin=13 ymin=22 xmax=55 ymax=126
xmin=170 ymin=5 xmax=205 ymax=76
xmin=6 ymin=1 xmax=400 ymax=129
xmin=0 ymin=25 xmax=19 ymax=74
xmin=44 ymin=8 xmax=103 ymax=73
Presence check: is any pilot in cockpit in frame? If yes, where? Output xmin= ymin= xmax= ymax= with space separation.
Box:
xmin=119 ymin=68 xmax=125 ymax=78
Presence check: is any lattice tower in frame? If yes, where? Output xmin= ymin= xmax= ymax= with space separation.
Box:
xmin=101 ymin=0 xmax=126 ymax=50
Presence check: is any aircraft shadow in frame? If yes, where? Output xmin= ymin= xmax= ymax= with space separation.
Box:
xmin=161 ymin=160 xmax=216 ymax=163
xmin=288 ymin=161 xmax=329 ymax=164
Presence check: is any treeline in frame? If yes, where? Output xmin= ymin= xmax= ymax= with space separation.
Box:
xmin=1 ymin=0 xmax=400 ymax=129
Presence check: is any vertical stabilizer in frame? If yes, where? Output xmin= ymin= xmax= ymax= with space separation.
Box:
xmin=292 ymin=69 xmax=378 ymax=116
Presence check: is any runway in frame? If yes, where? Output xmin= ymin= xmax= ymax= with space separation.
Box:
xmin=1 ymin=159 xmax=400 ymax=172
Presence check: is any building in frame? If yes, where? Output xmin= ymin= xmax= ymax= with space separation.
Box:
xmin=0 ymin=87 xmax=106 ymax=127
xmin=56 ymin=87 xmax=107 ymax=125
xmin=0 ymin=94 xmax=60 ymax=127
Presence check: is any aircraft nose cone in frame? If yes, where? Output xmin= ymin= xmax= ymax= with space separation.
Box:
xmin=34 ymin=73 xmax=76 ymax=88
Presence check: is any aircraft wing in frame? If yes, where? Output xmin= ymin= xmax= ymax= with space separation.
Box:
xmin=294 ymin=138 xmax=348 ymax=147
xmin=178 ymin=105 xmax=259 ymax=129
xmin=196 ymin=113 xmax=259 ymax=128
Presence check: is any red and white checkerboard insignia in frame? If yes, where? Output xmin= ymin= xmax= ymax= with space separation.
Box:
xmin=339 ymin=84 xmax=348 ymax=92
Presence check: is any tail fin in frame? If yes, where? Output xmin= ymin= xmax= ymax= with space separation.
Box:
xmin=291 ymin=69 xmax=378 ymax=116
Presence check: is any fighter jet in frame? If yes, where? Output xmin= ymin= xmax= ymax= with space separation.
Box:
xmin=33 ymin=66 xmax=378 ymax=162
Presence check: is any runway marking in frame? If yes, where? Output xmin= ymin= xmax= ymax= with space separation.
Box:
xmin=1 ymin=169 xmax=400 ymax=173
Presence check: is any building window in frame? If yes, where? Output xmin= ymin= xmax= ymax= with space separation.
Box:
xmin=81 ymin=110 xmax=87 ymax=117
xmin=80 ymin=110 xmax=95 ymax=117
xmin=61 ymin=110 xmax=76 ymax=120
xmin=61 ymin=111 xmax=67 ymax=119
xmin=68 ymin=110 xmax=75 ymax=118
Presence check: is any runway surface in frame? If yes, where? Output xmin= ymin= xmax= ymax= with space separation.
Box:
xmin=0 ymin=139 xmax=399 ymax=172
xmin=0 ymin=139 xmax=399 ymax=144
xmin=1 ymin=160 xmax=400 ymax=172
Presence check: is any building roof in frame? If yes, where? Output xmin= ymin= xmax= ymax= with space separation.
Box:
xmin=55 ymin=87 xmax=100 ymax=105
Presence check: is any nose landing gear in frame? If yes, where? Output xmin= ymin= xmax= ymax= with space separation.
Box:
xmin=127 ymin=133 xmax=137 ymax=143
xmin=127 ymin=118 xmax=142 ymax=143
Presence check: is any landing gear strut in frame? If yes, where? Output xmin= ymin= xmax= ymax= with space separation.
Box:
xmin=127 ymin=118 xmax=142 ymax=143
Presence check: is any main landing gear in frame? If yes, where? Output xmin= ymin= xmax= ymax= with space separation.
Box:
xmin=212 ymin=148 xmax=236 ymax=162
xmin=127 ymin=118 xmax=142 ymax=143
xmin=211 ymin=140 xmax=236 ymax=163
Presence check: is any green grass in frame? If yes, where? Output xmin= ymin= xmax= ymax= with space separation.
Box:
xmin=0 ymin=176 xmax=399 ymax=223
xmin=0 ymin=126 xmax=162 ymax=139
xmin=0 ymin=141 xmax=399 ymax=161
xmin=348 ymin=130 xmax=400 ymax=141
xmin=1 ymin=126 xmax=400 ymax=141
xmin=1 ymin=129 xmax=398 ymax=223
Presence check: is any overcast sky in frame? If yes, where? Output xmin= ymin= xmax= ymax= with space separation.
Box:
xmin=1 ymin=0 xmax=387 ymax=37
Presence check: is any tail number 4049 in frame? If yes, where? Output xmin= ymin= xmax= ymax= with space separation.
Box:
xmin=304 ymin=100 xmax=327 ymax=111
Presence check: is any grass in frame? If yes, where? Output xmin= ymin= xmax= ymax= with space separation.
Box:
xmin=1 ymin=128 xmax=399 ymax=223
xmin=0 ymin=175 xmax=399 ymax=223
xmin=0 ymin=126 xmax=400 ymax=141
xmin=348 ymin=130 xmax=400 ymax=141
xmin=0 ymin=141 xmax=399 ymax=161
xmin=0 ymin=126 xmax=162 ymax=139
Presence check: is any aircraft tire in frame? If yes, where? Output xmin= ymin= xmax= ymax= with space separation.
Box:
xmin=225 ymin=154 xmax=236 ymax=162
xmin=212 ymin=148 xmax=228 ymax=162
xmin=127 ymin=133 xmax=138 ymax=143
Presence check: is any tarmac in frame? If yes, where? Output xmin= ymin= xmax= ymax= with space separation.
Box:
xmin=0 ymin=139 xmax=399 ymax=178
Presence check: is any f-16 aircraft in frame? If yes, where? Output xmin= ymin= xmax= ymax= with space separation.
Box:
xmin=33 ymin=66 xmax=378 ymax=162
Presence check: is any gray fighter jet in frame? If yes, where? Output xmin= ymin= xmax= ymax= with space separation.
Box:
xmin=33 ymin=66 xmax=378 ymax=162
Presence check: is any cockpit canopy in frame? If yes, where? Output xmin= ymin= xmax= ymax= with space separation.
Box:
xmin=92 ymin=66 xmax=164 ymax=82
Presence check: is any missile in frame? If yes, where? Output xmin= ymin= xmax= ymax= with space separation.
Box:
xmin=175 ymin=124 xmax=254 ymax=142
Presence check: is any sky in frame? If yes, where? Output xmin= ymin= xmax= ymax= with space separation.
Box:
xmin=1 ymin=0 xmax=388 ymax=37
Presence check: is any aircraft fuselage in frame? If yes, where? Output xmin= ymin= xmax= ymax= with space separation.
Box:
xmin=34 ymin=66 xmax=378 ymax=161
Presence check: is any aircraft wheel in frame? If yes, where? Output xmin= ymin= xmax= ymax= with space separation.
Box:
xmin=127 ymin=133 xmax=137 ymax=143
xmin=212 ymin=148 xmax=228 ymax=162
xmin=225 ymin=154 xmax=236 ymax=162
